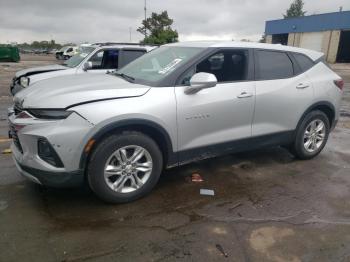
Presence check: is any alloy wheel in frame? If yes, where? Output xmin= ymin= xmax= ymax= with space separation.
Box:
xmin=104 ymin=145 xmax=153 ymax=193
xmin=303 ymin=119 xmax=326 ymax=153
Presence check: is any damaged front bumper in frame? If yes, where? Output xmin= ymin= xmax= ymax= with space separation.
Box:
xmin=8 ymin=107 xmax=93 ymax=187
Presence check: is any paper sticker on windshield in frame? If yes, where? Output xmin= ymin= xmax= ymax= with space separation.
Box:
xmin=158 ymin=58 xmax=182 ymax=74
xmin=80 ymin=53 xmax=88 ymax=58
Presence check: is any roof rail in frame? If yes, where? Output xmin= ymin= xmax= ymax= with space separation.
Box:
xmin=93 ymin=42 xmax=160 ymax=47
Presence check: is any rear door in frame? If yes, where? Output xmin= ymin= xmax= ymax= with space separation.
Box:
xmin=252 ymin=49 xmax=313 ymax=136
xmin=175 ymin=49 xmax=256 ymax=156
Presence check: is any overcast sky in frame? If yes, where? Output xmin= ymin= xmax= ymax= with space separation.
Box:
xmin=0 ymin=0 xmax=349 ymax=44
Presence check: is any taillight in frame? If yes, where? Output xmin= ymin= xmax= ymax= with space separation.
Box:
xmin=334 ymin=79 xmax=344 ymax=91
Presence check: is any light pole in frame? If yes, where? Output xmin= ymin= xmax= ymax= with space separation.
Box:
xmin=144 ymin=0 xmax=147 ymax=37
xmin=129 ymin=27 xmax=132 ymax=42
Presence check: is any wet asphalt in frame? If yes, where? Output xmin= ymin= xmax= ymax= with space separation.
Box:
xmin=0 ymin=55 xmax=350 ymax=262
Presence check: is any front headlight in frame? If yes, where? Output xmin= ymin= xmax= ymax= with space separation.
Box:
xmin=20 ymin=76 xmax=30 ymax=87
xmin=27 ymin=109 xmax=73 ymax=120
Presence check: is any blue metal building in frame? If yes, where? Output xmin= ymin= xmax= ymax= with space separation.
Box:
xmin=265 ymin=11 xmax=350 ymax=63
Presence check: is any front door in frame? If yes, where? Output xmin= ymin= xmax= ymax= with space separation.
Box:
xmin=175 ymin=49 xmax=256 ymax=160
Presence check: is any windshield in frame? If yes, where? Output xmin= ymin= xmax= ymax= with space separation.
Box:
xmin=63 ymin=46 xmax=96 ymax=68
xmin=117 ymin=46 xmax=204 ymax=83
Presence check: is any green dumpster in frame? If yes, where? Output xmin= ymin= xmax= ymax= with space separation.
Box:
xmin=0 ymin=45 xmax=20 ymax=62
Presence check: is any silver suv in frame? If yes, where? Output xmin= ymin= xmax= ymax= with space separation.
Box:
xmin=8 ymin=42 xmax=343 ymax=203
xmin=10 ymin=43 xmax=156 ymax=95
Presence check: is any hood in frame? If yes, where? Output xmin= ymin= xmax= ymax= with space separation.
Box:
xmin=26 ymin=68 xmax=76 ymax=85
xmin=14 ymin=73 xmax=150 ymax=109
xmin=15 ymin=64 xmax=67 ymax=78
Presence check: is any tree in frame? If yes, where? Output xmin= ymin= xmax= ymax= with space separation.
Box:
xmin=137 ymin=11 xmax=178 ymax=45
xmin=283 ymin=0 xmax=306 ymax=18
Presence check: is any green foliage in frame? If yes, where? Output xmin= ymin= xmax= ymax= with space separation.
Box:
xmin=17 ymin=40 xmax=63 ymax=50
xmin=283 ymin=0 xmax=306 ymax=18
xmin=137 ymin=11 xmax=178 ymax=45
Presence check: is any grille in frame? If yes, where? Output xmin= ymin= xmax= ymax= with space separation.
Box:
xmin=9 ymin=124 xmax=23 ymax=153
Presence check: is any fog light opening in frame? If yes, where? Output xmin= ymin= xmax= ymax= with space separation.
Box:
xmin=37 ymin=138 xmax=64 ymax=168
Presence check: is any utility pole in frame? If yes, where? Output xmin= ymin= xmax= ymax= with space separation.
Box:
xmin=144 ymin=0 xmax=147 ymax=37
xmin=129 ymin=27 xmax=132 ymax=42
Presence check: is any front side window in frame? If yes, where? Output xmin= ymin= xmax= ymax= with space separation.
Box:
xmin=88 ymin=49 xmax=119 ymax=70
xmin=179 ymin=49 xmax=249 ymax=85
xmin=117 ymin=46 xmax=204 ymax=83
xmin=256 ymin=50 xmax=294 ymax=80
xmin=196 ymin=50 xmax=248 ymax=82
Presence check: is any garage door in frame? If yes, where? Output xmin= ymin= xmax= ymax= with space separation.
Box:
xmin=300 ymin=32 xmax=323 ymax=52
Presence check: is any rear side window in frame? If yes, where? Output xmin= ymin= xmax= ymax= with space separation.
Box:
xmin=256 ymin=50 xmax=293 ymax=80
xmin=293 ymin=53 xmax=315 ymax=72
xmin=119 ymin=50 xmax=146 ymax=68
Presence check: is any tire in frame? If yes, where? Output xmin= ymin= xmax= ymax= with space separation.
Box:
xmin=87 ymin=132 xmax=163 ymax=203
xmin=290 ymin=110 xmax=330 ymax=160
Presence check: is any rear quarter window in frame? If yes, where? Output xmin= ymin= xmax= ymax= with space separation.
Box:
xmin=293 ymin=53 xmax=315 ymax=72
xmin=256 ymin=50 xmax=294 ymax=80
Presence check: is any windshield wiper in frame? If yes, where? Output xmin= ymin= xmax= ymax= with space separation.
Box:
xmin=114 ymin=72 xmax=135 ymax=82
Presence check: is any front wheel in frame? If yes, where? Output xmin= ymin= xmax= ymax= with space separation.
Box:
xmin=87 ymin=132 xmax=163 ymax=203
xmin=290 ymin=110 xmax=330 ymax=160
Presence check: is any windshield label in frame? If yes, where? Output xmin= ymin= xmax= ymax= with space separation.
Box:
xmin=158 ymin=58 xmax=182 ymax=74
xmin=80 ymin=53 xmax=88 ymax=58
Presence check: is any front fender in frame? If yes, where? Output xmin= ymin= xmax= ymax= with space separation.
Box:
xmin=78 ymin=117 xmax=177 ymax=171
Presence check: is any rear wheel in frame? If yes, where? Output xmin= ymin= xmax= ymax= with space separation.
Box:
xmin=290 ymin=110 xmax=330 ymax=159
xmin=87 ymin=132 xmax=163 ymax=203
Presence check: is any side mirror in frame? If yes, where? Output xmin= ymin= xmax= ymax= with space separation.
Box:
xmin=185 ymin=72 xmax=217 ymax=94
xmin=83 ymin=61 xmax=92 ymax=71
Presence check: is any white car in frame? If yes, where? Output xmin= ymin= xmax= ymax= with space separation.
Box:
xmin=55 ymin=46 xmax=78 ymax=60
xmin=11 ymin=43 xmax=157 ymax=95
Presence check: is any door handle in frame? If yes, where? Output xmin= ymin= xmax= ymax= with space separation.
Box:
xmin=296 ymin=83 xmax=309 ymax=89
xmin=237 ymin=92 xmax=253 ymax=98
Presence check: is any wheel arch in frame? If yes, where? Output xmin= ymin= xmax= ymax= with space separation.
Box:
xmin=296 ymin=101 xmax=335 ymax=133
xmin=79 ymin=119 xmax=177 ymax=173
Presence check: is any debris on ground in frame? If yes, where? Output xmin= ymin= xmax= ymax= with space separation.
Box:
xmin=232 ymin=161 xmax=254 ymax=170
xmin=229 ymin=202 xmax=243 ymax=212
xmin=191 ymin=173 xmax=203 ymax=182
xmin=1 ymin=148 xmax=12 ymax=154
xmin=200 ymin=189 xmax=215 ymax=196
xmin=215 ymin=244 xmax=228 ymax=257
